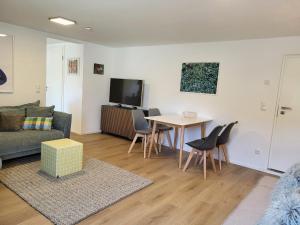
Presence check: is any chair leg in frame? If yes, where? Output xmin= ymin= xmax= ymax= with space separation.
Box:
xmin=166 ymin=130 xmax=173 ymax=150
xmin=152 ymin=134 xmax=159 ymax=155
xmin=183 ymin=149 xmax=195 ymax=172
xmin=209 ymin=151 xmax=217 ymax=173
xmin=141 ymin=137 xmax=145 ymax=151
xmin=222 ymin=144 xmax=229 ymax=164
xmin=199 ymin=153 xmax=204 ymax=166
xmin=203 ymin=151 xmax=207 ymax=180
xmin=218 ymin=147 xmax=222 ymax=171
xmin=128 ymin=134 xmax=139 ymax=153
xmin=143 ymin=135 xmax=148 ymax=158
xmin=159 ymin=132 xmax=164 ymax=152
xmin=194 ymin=152 xmax=200 ymax=166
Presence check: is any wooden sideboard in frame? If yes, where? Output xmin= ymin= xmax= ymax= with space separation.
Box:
xmin=101 ymin=105 xmax=148 ymax=140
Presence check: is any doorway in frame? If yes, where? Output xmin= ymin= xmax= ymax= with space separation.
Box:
xmin=46 ymin=38 xmax=84 ymax=133
xmin=268 ymin=55 xmax=300 ymax=172
xmin=46 ymin=39 xmax=64 ymax=111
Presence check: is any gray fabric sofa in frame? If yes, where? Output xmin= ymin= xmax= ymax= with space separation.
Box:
xmin=0 ymin=111 xmax=72 ymax=168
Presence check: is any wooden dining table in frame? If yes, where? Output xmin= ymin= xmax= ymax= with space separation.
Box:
xmin=145 ymin=115 xmax=212 ymax=169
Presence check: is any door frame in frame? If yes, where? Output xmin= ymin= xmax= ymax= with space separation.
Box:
xmin=46 ymin=43 xmax=65 ymax=111
xmin=267 ymin=54 xmax=300 ymax=171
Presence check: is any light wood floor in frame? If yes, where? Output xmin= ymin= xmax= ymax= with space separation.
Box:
xmin=0 ymin=133 xmax=265 ymax=225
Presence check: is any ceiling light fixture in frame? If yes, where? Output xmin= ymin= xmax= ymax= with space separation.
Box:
xmin=49 ymin=17 xmax=76 ymax=26
xmin=0 ymin=33 xmax=8 ymax=37
xmin=84 ymin=27 xmax=92 ymax=31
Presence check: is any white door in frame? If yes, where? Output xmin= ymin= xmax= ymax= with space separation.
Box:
xmin=269 ymin=55 xmax=300 ymax=172
xmin=46 ymin=44 xmax=64 ymax=111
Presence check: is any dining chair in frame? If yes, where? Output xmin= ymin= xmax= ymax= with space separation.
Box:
xmin=148 ymin=108 xmax=173 ymax=152
xmin=128 ymin=109 xmax=159 ymax=158
xmin=217 ymin=121 xmax=238 ymax=170
xmin=183 ymin=125 xmax=225 ymax=180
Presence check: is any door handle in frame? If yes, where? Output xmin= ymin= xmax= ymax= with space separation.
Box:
xmin=279 ymin=106 xmax=292 ymax=115
xmin=281 ymin=106 xmax=292 ymax=110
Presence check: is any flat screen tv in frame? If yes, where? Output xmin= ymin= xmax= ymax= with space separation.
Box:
xmin=109 ymin=78 xmax=144 ymax=107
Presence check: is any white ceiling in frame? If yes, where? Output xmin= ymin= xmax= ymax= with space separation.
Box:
xmin=0 ymin=0 xmax=300 ymax=47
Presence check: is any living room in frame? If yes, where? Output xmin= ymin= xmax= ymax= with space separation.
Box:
xmin=0 ymin=1 xmax=300 ymax=225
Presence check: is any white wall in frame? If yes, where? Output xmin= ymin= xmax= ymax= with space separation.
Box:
xmin=0 ymin=22 xmax=46 ymax=106
xmin=111 ymin=37 xmax=300 ymax=172
xmin=82 ymin=43 xmax=113 ymax=134
xmin=2 ymin=20 xmax=300 ymax=172
xmin=0 ymin=22 xmax=110 ymax=135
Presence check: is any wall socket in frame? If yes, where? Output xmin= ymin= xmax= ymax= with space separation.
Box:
xmin=254 ymin=149 xmax=261 ymax=155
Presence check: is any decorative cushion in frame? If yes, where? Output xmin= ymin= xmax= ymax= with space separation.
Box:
xmin=0 ymin=112 xmax=25 ymax=131
xmin=26 ymin=106 xmax=55 ymax=117
xmin=0 ymin=108 xmax=26 ymax=116
xmin=23 ymin=117 xmax=53 ymax=131
xmin=286 ymin=163 xmax=300 ymax=178
xmin=0 ymin=100 xmax=40 ymax=110
xmin=272 ymin=174 xmax=300 ymax=202
xmin=257 ymin=188 xmax=300 ymax=225
xmin=258 ymin=163 xmax=300 ymax=225
xmin=19 ymin=100 xmax=40 ymax=108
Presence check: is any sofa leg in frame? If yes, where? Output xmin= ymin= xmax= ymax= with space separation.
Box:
xmin=0 ymin=158 xmax=2 ymax=169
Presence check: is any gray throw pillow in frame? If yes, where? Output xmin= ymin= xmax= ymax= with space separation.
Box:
xmin=0 ymin=112 xmax=25 ymax=131
xmin=0 ymin=108 xmax=26 ymax=116
xmin=0 ymin=100 xmax=40 ymax=109
xmin=26 ymin=106 xmax=55 ymax=117
xmin=18 ymin=100 xmax=40 ymax=108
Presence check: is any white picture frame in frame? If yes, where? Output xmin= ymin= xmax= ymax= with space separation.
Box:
xmin=68 ymin=58 xmax=80 ymax=75
xmin=0 ymin=35 xmax=14 ymax=92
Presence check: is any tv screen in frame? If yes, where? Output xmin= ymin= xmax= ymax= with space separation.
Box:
xmin=109 ymin=78 xmax=143 ymax=106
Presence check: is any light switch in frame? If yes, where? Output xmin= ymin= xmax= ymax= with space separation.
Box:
xmin=260 ymin=102 xmax=267 ymax=111
xmin=35 ymin=84 xmax=40 ymax=94
xmin=264 ymin=80 xmax=270 ymax=86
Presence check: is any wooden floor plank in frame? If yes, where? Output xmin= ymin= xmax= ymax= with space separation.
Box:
xmin=0 ymin=133 xmax=266 ymax=225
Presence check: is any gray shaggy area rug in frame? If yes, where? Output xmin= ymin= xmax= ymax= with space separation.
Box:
xmin=0 ymin=158 xmax=152 ymax=225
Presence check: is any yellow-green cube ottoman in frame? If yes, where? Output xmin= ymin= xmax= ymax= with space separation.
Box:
xmin=41 ymin=139 xmax=83 ymax=177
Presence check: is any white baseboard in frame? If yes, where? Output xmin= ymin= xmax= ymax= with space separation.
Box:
xmin=161 ymin=144 xmax=278 ymax=176
xmin=82 ymin=130 xmax=101 ymax=135
xmin=71 ymin=130 xmax=101 ymax=135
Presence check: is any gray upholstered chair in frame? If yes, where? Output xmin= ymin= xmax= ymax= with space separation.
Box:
xmin=183 ymin=125 xmax=225 ymax=180
xmin=128 ymin=109 xmax=159 ymax=158
xmin=148 ymin=108 xmax=173 ymax=152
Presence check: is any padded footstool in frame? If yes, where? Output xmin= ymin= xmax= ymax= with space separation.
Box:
xmin=41 ymin=138 xmax=83 ymax=177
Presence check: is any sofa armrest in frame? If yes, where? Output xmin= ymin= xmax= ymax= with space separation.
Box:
xmin=53 ymin=111 xmax=72 ymax=138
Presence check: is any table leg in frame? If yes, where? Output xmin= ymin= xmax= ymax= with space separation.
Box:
xmin=201 ymin=123 xmax=206 ymax=138
xmin=173 ymin=127 xmax=178 ymax=151
xmin=179 ymin=126 xmax=185 ymax=169
xmin=148 ymin=121 xmax=157 ymax=158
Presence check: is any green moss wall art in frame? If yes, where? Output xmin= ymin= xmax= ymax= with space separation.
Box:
xmin=180 ymin=62 xmax=220 ymax=94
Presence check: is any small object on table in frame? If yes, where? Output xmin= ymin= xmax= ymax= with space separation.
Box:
xmin=182 ymin=111 xmax=197 ymax=118
xmin=41 ymin=138 xmax=83 ymax=178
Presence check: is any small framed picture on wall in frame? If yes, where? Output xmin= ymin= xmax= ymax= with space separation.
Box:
xmin=68 ymin=58 xmax=79 ymax=75
xmin=94 ymin=63 xmax=104 ymax=75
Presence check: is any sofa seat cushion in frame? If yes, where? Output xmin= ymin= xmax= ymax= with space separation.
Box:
xmin=0 ymin=129 xmax=64 ymax=157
